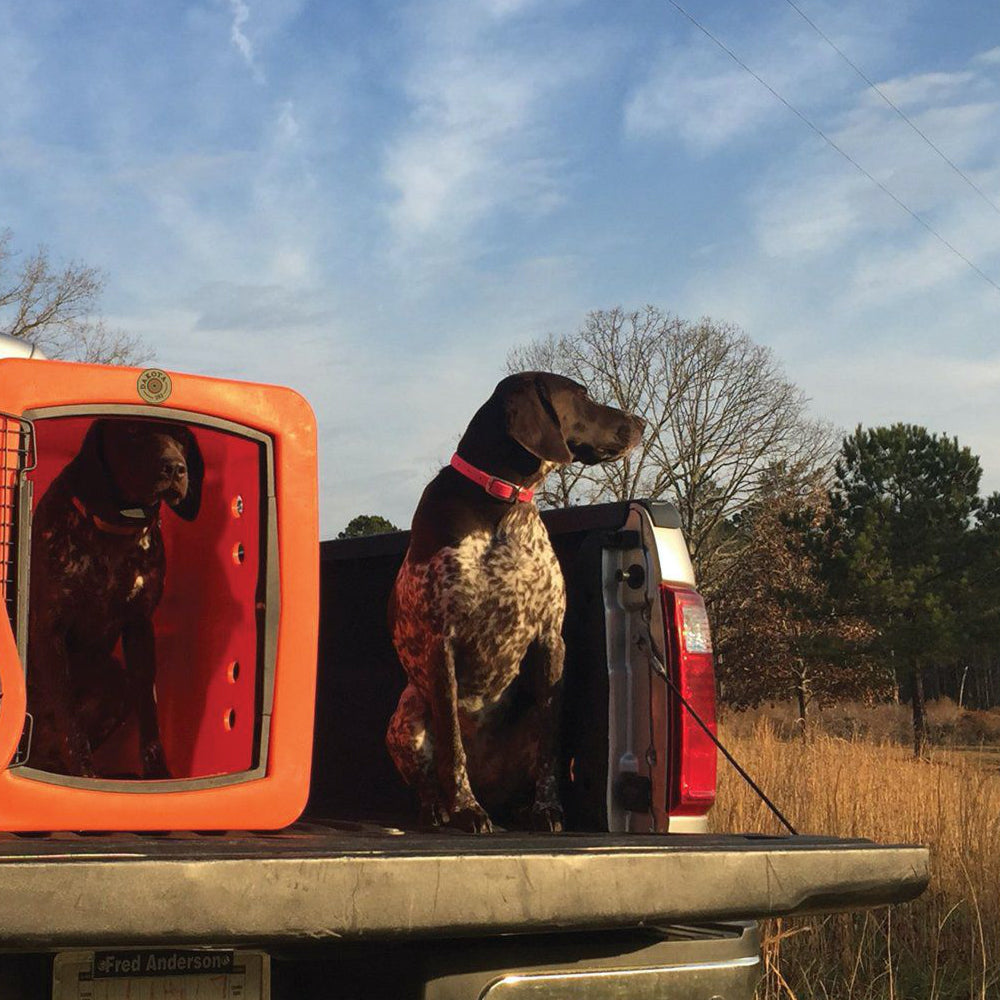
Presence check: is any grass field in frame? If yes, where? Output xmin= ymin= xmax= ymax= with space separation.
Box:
xmin=712 ymin=703 xmax=1000 ymax=1000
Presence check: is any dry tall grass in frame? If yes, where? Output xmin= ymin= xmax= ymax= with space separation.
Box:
xmin=712 ymin=713 xmax=1000 ymax=999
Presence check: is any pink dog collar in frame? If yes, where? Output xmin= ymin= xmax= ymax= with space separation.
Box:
xmin=449 ymin=453 xmax=535 ymax=504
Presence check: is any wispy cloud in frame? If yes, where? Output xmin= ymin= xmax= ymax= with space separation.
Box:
xmin=625 ymin=47 xmax=780 ymax=153
xmin=623 ymin=11 xmax=854 ymax=154
xmin=381 ymin=0 xmax=600 ymax=268
xmin=189 ymin=281 xmax=333 ymax=333
xmin=384 ymin=66 xmax=564 ymax=240
xmin=751 ymin=55 xmax=1000 ymax=288
xmin=227 ymin=0 xmax=265 ymax=83
xmin=974 ymin=46 xmax=1000 ymax=66
xmin=872 ymin=70 xmax=978 ymax=107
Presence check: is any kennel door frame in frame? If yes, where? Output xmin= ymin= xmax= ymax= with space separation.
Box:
xmin=16 ymin=404 xmax=279 ymax=791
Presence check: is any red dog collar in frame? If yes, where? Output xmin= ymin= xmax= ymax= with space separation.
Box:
xmin=72 ymin=496 xmax=155 ymax=536
xmin=450 ymin=453 xmax=535 ymax=504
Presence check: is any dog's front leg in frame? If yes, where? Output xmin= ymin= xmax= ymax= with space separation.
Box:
xmin=28 ymin=630 xmax=96 ymax=777
xmin=427 ymin=635 xmax=492 ymax=833
xmin=122 ymin=617 xmax=170 ymax=779
xmin=524 ymin=632 xmax=566 ymax=831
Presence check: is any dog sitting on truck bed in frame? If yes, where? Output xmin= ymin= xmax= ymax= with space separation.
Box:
xmin=387 ymin=372 xmax=644 ymax=832
xmin=27 ymin=418 xmax=202 ymax=779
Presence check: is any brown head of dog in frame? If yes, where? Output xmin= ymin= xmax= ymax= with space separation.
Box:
xmin=387 ymin=372 xmax=643 ymax=832
xmin=27 ymin=418 xmax=203 ymax=779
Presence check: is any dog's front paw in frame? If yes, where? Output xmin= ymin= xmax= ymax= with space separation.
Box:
xmin=530 ymin=778 xmax=563 ymax=833
xmin=141 ymin=742 xmax=171 ymax=779
xmin=419 ymin=801 xmax=449 ymax=830
xmin=530 ymin=801 xmax=564 ymax=832
xmin=531 ymin=775 xmax=564 ymax=831
xmin=451 ymin=803 xmax=493 ymax=834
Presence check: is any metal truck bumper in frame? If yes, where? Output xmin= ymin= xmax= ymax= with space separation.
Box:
xmin=422 ymin=923 xmax=762 ymax=999
xmin=0 ymin=828 xmax=929 ymax=947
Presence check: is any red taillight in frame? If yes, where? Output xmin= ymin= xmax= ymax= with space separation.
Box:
xmin=661 ymin=585 xmax=717 ymax=815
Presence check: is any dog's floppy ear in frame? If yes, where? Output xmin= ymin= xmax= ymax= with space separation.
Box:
xmin=502 ymin=374 xmax=573 ymax=464
xmin=70 ymin=419 xmax=117 ymax=510
xmin=170 ymin=424 xmax=204 ymax=521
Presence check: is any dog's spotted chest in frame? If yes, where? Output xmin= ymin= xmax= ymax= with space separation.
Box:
xmin=34 ymin=506 xmax=165 ymax=641
xmin=393 ymin=506 xmax=565 ymax=709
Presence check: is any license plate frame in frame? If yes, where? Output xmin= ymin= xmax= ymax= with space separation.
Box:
xmin=52 ymin=949 xmax=270 ymax=1000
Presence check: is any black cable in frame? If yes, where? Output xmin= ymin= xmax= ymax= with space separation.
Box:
xmin=657 ymin=660 xmax=799 ymax=835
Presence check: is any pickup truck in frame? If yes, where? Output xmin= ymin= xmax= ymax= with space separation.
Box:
xmin=0 ymin=340 xmax=928 ymax=1000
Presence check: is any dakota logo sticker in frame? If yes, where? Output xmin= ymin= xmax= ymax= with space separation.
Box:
xmin=137 ymin=368 xmax=172 ymax=404
xmin=93 ymin=950 xmax=236 ymax=978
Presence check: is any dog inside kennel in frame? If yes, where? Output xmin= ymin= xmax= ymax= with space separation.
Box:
xmin=16 ymin=412 xmax=272 ymax=785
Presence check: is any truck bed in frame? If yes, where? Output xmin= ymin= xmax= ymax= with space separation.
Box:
xmin=0 ymin=821 xmax=928 ymax=947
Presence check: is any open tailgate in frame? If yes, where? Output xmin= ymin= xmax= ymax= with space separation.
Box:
xmin=0 ymin=824 xmax=928 ymax=946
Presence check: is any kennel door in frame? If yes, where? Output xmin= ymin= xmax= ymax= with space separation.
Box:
xmin=0 ymin=411 xmax=28 ymax=771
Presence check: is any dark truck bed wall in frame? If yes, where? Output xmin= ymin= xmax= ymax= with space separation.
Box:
xmin=305 ymin=503 xmax=633 ymax=829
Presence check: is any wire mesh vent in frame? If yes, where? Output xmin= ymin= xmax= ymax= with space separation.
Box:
xmin=0 ymin=412 xmax=35 ymax=641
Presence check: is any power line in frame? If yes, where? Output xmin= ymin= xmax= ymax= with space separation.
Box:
xmin=781 ymin=0 xmax=1000 ymax=218
xmin=664 ymin=0 xmax=1000 ymax=296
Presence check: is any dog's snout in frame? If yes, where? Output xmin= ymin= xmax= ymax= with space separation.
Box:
xmin=162 ymin=459 xmax=187 ymax=479
xmin=617 ymin=414 xmax=645 ymax=448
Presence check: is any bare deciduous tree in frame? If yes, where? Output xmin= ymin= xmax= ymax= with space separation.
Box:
xmin=0 ymin=228 xmax=150 ymax=365
xmin=507 ymin=306 xmax=834 ymax=593
xmin=710 ymin=471 xmax=887 ymax=726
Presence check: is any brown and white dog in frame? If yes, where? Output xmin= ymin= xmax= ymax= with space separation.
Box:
xmin=387 ymin=372 xmax=644 ymax=832
xmin=27 ymin=419 xmax=203 ymax=779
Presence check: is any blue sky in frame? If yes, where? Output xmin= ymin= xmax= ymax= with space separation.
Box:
xmin=2 ymin=0 xmax=999 ymax=532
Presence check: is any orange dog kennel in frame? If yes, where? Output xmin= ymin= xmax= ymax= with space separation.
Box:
xmin=0 ymin=359 xmax=318 ymax=830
